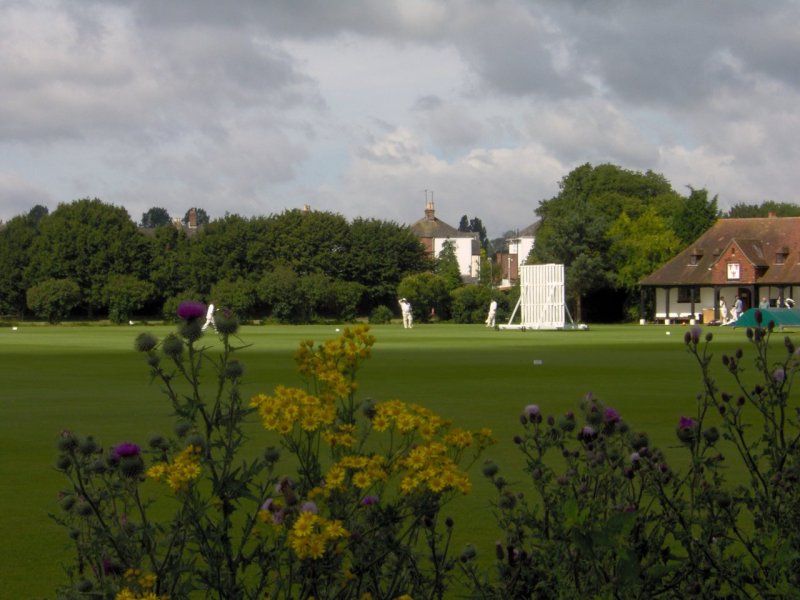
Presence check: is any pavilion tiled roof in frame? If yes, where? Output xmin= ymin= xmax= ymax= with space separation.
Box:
xmin=640 ymin=216 xmax=800 ymax=286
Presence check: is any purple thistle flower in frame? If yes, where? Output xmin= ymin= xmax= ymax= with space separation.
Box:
xmin=177 ymin=301 xmax=206 ymax=320
xmin=676 ymin=416 xmax=698 ymax=444
xmin=603 ymin=407 xmax=621 ymax=425
xmin=690 ymin=325 xmax=702 ymax=344
xmin=271 ymin=508 xmax=286 ymax=525
xmin=300 ymin=501 xmax=318 ymax=514
xmin=260 ymin=498 xmax=274 ymax=512
xmin=112 ymin=442 xmax=140 ymax=460
xmin=524 ymin=404 xmax=540 ymax=417
xmin=578 ymin=425 xmax=596 ymax=441
xmin=361 ymin=495 xmax=380 ymax=506
xmin=773 ymin=367 xmax=786 ymax=383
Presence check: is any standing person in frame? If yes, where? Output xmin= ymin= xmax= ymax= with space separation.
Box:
xmin=485 ymin=299 xmax=498 ymax=327
xmin=202 ymin=302 xmax=217 ymax=332
xmin=759 ymin=297 xmax=769 ymax=309
xmin=719 ymin=297 xmax=728 ymax=323
xmin=734 ymin=295 xmax=743 ymax=321
xmin=399 ymin=298 xmax=413 ymax=329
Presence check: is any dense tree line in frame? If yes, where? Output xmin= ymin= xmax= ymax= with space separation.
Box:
xmin=0 ymin=199 xmax=432 ymax=323
xmin=5 ymin=163 xmax=782 ymax=325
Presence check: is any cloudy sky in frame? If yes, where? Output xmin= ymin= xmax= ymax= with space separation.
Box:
xmin=2 ymin=0 xmax=799 ymax=236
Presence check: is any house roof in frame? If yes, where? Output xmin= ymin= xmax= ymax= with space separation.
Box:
xmin=641 ymin=216 xmax=800 ymax=287
xmin=409 ymin=201 xmax=477 ymax=240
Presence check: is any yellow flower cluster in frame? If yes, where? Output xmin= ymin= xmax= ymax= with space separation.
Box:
xmin=370 ymin=400 xmax=450 ymax=438
xmin=321 ymin=423 xmax=357 ymax=448
xmin=443 ymin=426 xmax=495 ymax=450
xmin=322 ymin=454 xmax=388 ymax=495
xmin=146 ymin=445 xmax=202 ymax=493
xmin=250 ymin=386 xmax=335 ymax=434
xmin=294 ymin=325 xmax=375 ymax=401
xmin=288 ymin=511 xmax=349 ymax=559
xmin=399 ymin=442 xmax=471 ymax=495
xmin=115 ymin=591 xmax=165 ymax=600
xmin=115 ymin=569 xmax=165 ymax=600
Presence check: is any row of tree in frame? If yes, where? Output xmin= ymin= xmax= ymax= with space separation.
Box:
xmin=0 ymin=199 xmax=438 ymax=323
xmin=3 ymin=164 xmax=795 ymax=324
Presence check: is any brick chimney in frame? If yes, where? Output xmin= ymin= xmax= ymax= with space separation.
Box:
xmin=188 ymin=208 xmax=197 ymax=228
xmin=425 ymin=200 xmax=435 ymax=221
xmin=768 ymin=211 xmax=777 ymax=218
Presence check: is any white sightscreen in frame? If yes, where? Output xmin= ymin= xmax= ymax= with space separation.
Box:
xmin=519 ymin=264 xmax=565 ymax=329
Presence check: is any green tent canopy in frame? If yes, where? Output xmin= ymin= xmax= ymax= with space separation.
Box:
xmin=733 ymin=308 xmax=800 ymax=328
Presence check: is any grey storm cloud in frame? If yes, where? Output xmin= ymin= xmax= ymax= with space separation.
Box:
xmin=1 ymin=0 xmax=799 ymax=235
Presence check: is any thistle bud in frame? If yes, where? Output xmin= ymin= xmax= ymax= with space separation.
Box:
xmin=57 ymin=430 xmax=79 ymax=453
xmin=174 ymin=420 xmax=192 ymax=438
xmin=482 ymin=461 xmax=499 ymax=478
xmin=162 ymin=333 xmax=184 ymax=359
xmin=134 ymin=332 xmax=158 ymax=353
xmin=557 ymin=412 xmax=576 ymax=432
xmin=460 ymin=545 xmax=477 ymax=562
xmin=702 ymin=426 xmax=719 ymax=445
xmin=224 ymin=359 xmax=244 ymax=379
xmin=78 ymin=436 xmax=99 ymax=456
xmin=55 ymin=455 xmax=72 ymax=471
xmin=216 ymin=311 xmax=239 ymax=335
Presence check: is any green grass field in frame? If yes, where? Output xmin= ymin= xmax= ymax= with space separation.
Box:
xmin=0 ymin=321 xmax=780 ymax=598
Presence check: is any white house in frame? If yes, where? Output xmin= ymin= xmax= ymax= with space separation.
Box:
xmin=409 ymin=201 xmax=480 ymax=278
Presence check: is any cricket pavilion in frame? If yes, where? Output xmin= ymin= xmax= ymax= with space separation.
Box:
xmin=639 ymin=214 xmax=800 ymax=324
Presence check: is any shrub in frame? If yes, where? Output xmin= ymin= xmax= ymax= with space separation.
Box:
xmin=26 ymin=278 xmax=81 ymax=323
xmin=53 ymin=314 xmax=492 ymax=598
xmin=450 ymin=285 xmax=492 ymax=324
xmin=368 ymin=304 xmax=393 ymax=324
xmin=462 ymin=314 xmax=800 ymax=598
xmin=209 ymin=277 xmax=257 ymax=318
xmin=103 ymin=274 xmax=155 ymax=324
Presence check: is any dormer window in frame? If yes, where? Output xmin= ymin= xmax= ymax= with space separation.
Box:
xmin=689 ymin=248 xmax=703 ymax=266
xmin=775 ymin=247 xmax=789 ymax=265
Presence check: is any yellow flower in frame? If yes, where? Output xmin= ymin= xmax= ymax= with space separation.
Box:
xmin=352 ymin=471 xmax=372 ymax=489
xmin=371 ymin=414 xmax=390 ymax=431
xmin=147 ymin=445 xmax=202 ymax=493
xmin=293 ymin=511 xmax=317 ymax=537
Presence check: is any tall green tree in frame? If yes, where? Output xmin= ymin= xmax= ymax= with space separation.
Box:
xmin=256 ymin=265 xmax=300 ymax=323
xmin=0 ymin=210 xmax=41 ymax=316
xmin=259 ymin=209 xmax=352 ymax=279
xmin=102 ymin=274 xmax=155 ymax=323
xmin=141 ymin=207 xmax=172 ymax=228
xmin=530 ymin=163 xmax=682 ymax=320
xmin=458 ymin=214 xmax=489 ymax=251
xmin=435 ymin=240 xmax=463 ymax=291
xmin=186 ymin=214 xmax=260 ymax=294
xmin=147 ymin=225 xmax=192 ymax=303
xmin=341 ymin=218 xmax=428 ymax=310
xmin=210 ymin=277 xmax=257 ymax=318
xmin=671 ymin=187 xmax=719 ymax=244
xmin=27 ymin=198 xmax=152 ymax=315
xmin=607 ymin=208 xmax=683 ymax=294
